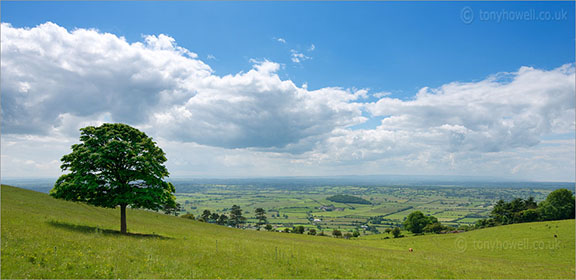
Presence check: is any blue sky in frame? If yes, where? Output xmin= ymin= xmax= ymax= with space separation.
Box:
xmin=4 ymin=1 xmax=573 ymax=97
xmin=1 ymin=1 xmax=575 ymax=181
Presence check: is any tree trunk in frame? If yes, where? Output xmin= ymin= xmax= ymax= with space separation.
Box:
xmin=120 ymin=204 xmax=127 ymax=234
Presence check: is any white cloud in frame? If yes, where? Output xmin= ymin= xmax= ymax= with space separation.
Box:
xmin=1 ymin=22 xmax=574 ymax=181
xmin=308 ymin=44 xmax=315 ymax=51
xmin=288 ymin=64 xmax=575 ymax=180
xmin=276 ymin=37 xmax=286 ymax=44
xmin=1 ymin=22 xmax=364 ymax=150
xmin=290 ymin=49 xmax=311 ymax=63
xmin=207 ymin=54 xmax=216 ymax=60
xmin=372 ymin=91 xmax=392 ymax=98
xmin=365 ymin=65 xmax=575 ymax=153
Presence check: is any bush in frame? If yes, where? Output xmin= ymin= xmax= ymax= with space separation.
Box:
xmin=293 ymin=226 xmax=305 ymax=234
xmin=423 ymin=222 xmax=446 ymax=233
xmin=391 ymin=227 xmax=401 ymax=238
xmin=308 ymin=228 xmax=317 ymax=235
xmin=332 ymin=229 xmax=342 ymax=238
xmin=180 ymin=213 xmax=195 ymax=220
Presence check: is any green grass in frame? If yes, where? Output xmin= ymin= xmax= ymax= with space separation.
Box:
xmin=2 ymin=185 xmax=574 ymax=279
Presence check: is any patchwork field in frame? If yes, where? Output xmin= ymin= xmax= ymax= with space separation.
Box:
xmin=172 ymin=181 xmax=555 ymax=233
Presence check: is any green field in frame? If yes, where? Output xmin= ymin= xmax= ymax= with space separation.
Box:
xmin=174 ymin=183 xmax=553 ymax=233
xmin=2 ymin=185 xmax=574 ymax=279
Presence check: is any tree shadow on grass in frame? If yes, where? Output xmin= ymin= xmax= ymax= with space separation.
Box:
xmin=47 ymin=220 xmax=172 ymax=239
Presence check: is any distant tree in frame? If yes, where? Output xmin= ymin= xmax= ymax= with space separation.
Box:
xmin=283 ymin=227 xmax=291 ymax=233
xmin=164 ymin=202 xmax=181 ymax=216
xmin=255 ymin=208 xmax=267 ymax=225
xmin=521 ymin=208 xmax=540 ymax=222
xmin=352 ymin=230 xmax=360 ymax=237
xmin=475 ymin=218 xmax=496 ymax=229
xmin=209 ymin=212 xmax=220 ymax=223
xmin=326 ymin=194 xmax=372 ymax=205
xmin=343 ymin=232 xmax=353 ymax=239
xmin=384 ymin=228 xmax=392 ymax=234
xmin=423 ymin=222 xmax=446 ymax=233
xmin=293 ymin=225 xmax=305 ymax=234
xmin=332 ymin=229 xmax=342 ymax=238
xmin=404 ymin=211 xmax=437 ymax=234
xmin=229 ymin=205 xmax=246 ymax=227
xmin=540 ymin=189 xmax=576 ymax=220
xmin=264 ymin=224 xmax=273 ymax=231
xmin=391 ymin=227 xmax=402 ymax=238
xmin=50 ymin=123 xmax=176 ymax=234
xmin=308 ymin=228 xmax=317 ymax=235
xmin=217 ymin=214 xmax=228 ymax=225
xmin=491 ymin=197 xmax=541 ymax=225
xmin=201 ymin=210 xmax=212 ymax=222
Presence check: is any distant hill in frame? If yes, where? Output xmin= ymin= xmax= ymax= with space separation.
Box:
xmin=326 ymin=194 xmax=371 ymax=204
xmin=1 ymin=184 xmax=574 ymax=279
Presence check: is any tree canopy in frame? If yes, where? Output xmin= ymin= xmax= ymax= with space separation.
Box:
xmin=539 ymin=189 xmax=575 ymax=221
xmin=50 ymin=123 xmax=176 ymax=233
xmin=403 ymin=211 xmax=438 ymax=234
xmin=326 ymin=194 xmax=371 ymax=205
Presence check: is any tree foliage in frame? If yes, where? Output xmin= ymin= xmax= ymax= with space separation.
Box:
xmin=229 ymin=205 xmax=246 ymax=227
xmin=403 ymin=211 xmax=438 ymax=234
xmin=50 ymin=123 xmax=176 ymax=233
xmin=476 ymin=189 xmax=574 ymax=229
xmin=326 ymin=194 xmax=371 ymax=205
xmin=255 ymin=207 xmax=267 ymax=225
xmin=539 ymin=189 xmax=575 ymax=221
xmin=391 ymin=227 xmax=402 ymax=238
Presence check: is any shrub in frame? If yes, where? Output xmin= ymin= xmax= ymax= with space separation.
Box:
xmin=391 ymin=227 xmax=401 ymax=238
xmin=181 ymin=213 xmax=195 ymax=220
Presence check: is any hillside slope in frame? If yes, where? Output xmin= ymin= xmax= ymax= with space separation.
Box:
xmin=1 ymin=185 xmax=574 ymax=279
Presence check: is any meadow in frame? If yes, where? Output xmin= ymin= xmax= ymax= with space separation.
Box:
xmin=2 ymin=184 xmax=574 ymax=279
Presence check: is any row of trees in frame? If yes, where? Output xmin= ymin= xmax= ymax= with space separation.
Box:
xmin=184 ymin=206 xmax=270 ymax=228
xmin=476 ymin=188 xmax=575 ymax=228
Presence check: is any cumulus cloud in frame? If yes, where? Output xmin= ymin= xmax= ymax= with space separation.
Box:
xmin=293 ymin=64 xmax=575 ymax=180
xmin=1 ymin=22 xmax=212 ymax=135
xmin=1 ymin=22 xmax=364 ymax=149
xmin=365 ymin=65 xmax=575 ymax=153
xmin=276 ymin=37 xmax=286 ymax=44
xmin=1 ymin=22 xmax=574 ymax=181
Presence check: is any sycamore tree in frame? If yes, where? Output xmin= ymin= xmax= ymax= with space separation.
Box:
xmin=50 ymin=123 xmax=176 ymax=234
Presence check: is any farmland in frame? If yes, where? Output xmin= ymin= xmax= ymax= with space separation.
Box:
xmin=171 ymin=178 xmax=564 ymax=234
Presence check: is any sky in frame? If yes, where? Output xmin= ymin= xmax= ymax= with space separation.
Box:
xmin=1 ymin=1 xmax=575 ymax=182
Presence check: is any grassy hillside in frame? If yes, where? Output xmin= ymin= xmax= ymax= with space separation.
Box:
xmin=2 ymin=185 xmax=574 ymax=279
